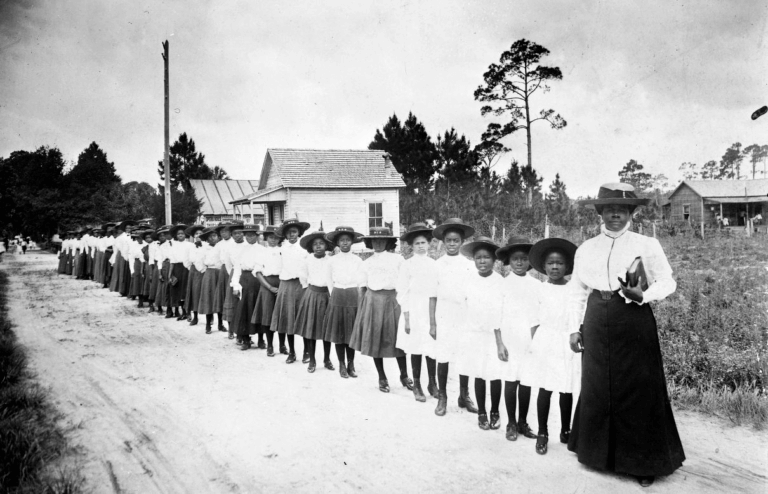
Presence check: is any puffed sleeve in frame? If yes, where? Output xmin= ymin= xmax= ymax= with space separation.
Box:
xmin=358 ymin=258 xmax=369 ymax=288
xmin=298 ymin=251 xmax=309 ymax=289
xmin=395 ymin=260 xmax=410 ymax=311
xmin=567 ymin=247 xmax=591 ymax=334
xmin=637 ymin=237 xmax=676 ymax=304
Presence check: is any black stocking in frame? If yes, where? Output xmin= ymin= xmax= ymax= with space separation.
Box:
xmin=460 ymin=374 xmax=469 ymax=389
xmin=537 ymin=388 xmax=553 ymax=435
xmin=265 ymin=329 xmax=274 ymax=347
xmin=560 ymin=393 xmax=573 ymax=433
xmin=335 ymin=344 xmax=346 ymax=365
xmin=505 ymin=381 xmax=519 ymax=424
xmin=278 ymin=332 xmax=286 ymax=348
xmin=425 ymin=356 xmax=436 ymax=379
xmin=206 ymin=314 xmax=213 ymax=325
xmin=345 ymin=346 xmax=355 ymax=365
xmin=323 ymin=341 xmax=331 ymax=362
xmin=307 ymin=338 xmax=316 ymax=364
xmin=475 ymin=378 xmax=487 ymax=414
xmin=287 ymin=334 xmax=295 ymax=353
xmin=374 ymin=357 xmax=386 ymax=381
xmin=490 ymin=380 xmax=502 ymax=414
xmin=216 ymin=313 xmax=223 ymax=326
xmin=518 ymin=384 xmax=532 ymax=426
xmin=411 ymin=354 xmax=422 ymax=381
xmin=257 ymin=328 xmax=264 ymax=345
xmin=396 ymin=356 xmax=408 ymax=379
xmin=437 ymin=362 xmax=449 ymax=394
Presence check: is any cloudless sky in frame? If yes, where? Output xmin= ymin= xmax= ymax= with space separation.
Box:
xmin=1 ymin=0 xmax=767 ymax=197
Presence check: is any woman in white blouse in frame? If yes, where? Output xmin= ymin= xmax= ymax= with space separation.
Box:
xmin=567 ymin=183 xmax=684 ymax=487
xmin=251 ymin=226 xmax=283 ymax=356
xmin=231 ymin=225 xmax=266 ymax=350
xmin=183 ymin=226 xmax=205 ymax=325
xmin=349 ymin=227 xmax=413 ymax=393
xmin=395 ymin=223 xmax=439 ymax=403
xmin=196 ymin=227 xmax=222 ymax=334
xmin=321 ymin=226 xmax=364 ymax=378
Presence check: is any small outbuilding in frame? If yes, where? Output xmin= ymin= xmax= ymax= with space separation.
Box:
xmin=664 ymin=179 xmax=768 ymax=228
xmin=188 ymin=179 xmax=266 ymax=227
xmin=230 ymin=149 xmax=405 ymax=237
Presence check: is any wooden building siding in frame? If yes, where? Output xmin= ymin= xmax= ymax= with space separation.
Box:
xmin=668 ymin=183 xmax=717 ymax=225
xmin=287 ymin=188 xmax=401 ymax=237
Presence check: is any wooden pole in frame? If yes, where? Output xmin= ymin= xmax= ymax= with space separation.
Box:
xmin=652 ymin=222 xmax=656 ymax=238
xmin=700 ymin=198 xmax=705 ymax=238
xmin=719 ymin=203 xmax=723 ymax=229
xmin=162 ymin=41 xmax=171 ymax=225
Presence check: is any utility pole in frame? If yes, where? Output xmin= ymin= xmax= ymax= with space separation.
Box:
xmin=162 ymin=40 xmax=172 ymax=225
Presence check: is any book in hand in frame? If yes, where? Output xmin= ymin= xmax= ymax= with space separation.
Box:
xmin=625 ymin=256 xmax=649 ymax=291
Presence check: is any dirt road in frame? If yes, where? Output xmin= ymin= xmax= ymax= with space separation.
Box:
xmin=3 ymin=253 xmax=766 ymax=493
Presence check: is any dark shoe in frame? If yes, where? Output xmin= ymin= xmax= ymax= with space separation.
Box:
xmin=637 ymin=476 xmax=655 ymax=488
xmin=286 ymin=352 xmax=296 ymax=364
xmin=339 ymin=366 xmax=349 ymax=378
xmin=148 ymin=306 xmax=156 ymax=313
xmin=228 ymin=333 xmax=235 ymax=340
xmin=458 ymin=387 xmax=478 ymax=414
xmin=302 ymin=351 xmax=310 ymax=364
xmin=257 ymin=341 xmax=266 ymax=350
xmin=490 ymin=412 xmax=501 ymax=430
xmin=205 ymin=324 xmax=212 ymax=334
xmin=165 ymin=312 xmax=174 ymax=319
xmin=347 ymin=363 xmax=358 ymax=378
xmin=478 ymin=413 xmax=490 ymax=430
xmin=189 ymin=316 xmax=198 ymax=326
xmin=379 ymin=379 xmax=390 ymax=393
xmin=506 ymin=423 xmax=518 ymax=441
xmin=560 ymin=430 xmax=570 ymax=444
xmin=279 ymin=345 xmax=288 ymax=355
xmin=176 ymin=314 xmax=185 ymax=321
xmin=427 ymin=378 xmax=439 ymax=399
xmin=137 ymin=300 xmax=144 ymax=308
xmin=267 ymin=346 xmax=275 ymax=357
xmin=412 ymin=382 xmax=427 ymax=402
xmin=324 ymin=359 xmax=335 ymax=371
xmin=518 ymin=422 xmax=536 ymax=439
xmin=240 ymin=340 xmax=251 ymax=351
xmin=400 ymin=376 xmax=414 ymax=390
xmin=236 ymin=338 xmax=243 ymax=345
xmin=218 ymin=324 xmax=226 ymax=332
xmin=435 ymin=392 xmax=447 ymax=416
xmin=308 ymin=362 xmax=316 ymax=373
xmin=535 ymin=434 xmax=548 ymax=455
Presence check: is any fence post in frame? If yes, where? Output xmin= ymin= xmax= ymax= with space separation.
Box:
xmin=652 ymin=223 xmax=656 ymax=238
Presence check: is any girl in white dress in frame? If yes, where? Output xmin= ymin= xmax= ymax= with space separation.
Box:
xmin=496 ymin=236 xmax=540 ymax=441
xmin=457 ymin=236 xmax=508 ymax=431
xmin=520 ymin=238 xmax=578 ymax=455
xmin=396 ymin=223 xmax=438 ymax=402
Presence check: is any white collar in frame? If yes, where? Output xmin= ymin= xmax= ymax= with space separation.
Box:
xmin=601 ymin=222 xmax=631 ymax=239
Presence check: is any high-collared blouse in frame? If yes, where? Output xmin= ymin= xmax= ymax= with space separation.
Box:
xmin=396 ymin=252 xmax=438 ymax=312
xmin=566 ymin=223 xmax=677 ymax=334
xmin=103 ymin=235 xmax=115 ymax=252
xmin=157 ymin=240 xmax=173 ymax=262
xmin=62 ymin=239 xmax=70 ymax=254
xmin=278 ymin=240 xmax=308 ymax=286
xmin=359 ymin=251 xmax=401 ymax=291
xmin=435 ymin=253 xmax=474 ymax=305
xmin=127 ymin=240 xmax=145 ymax=274
xmin=255 ymin=245 xmax=282 ymax=277
xmin=168 ymin=239 xmax=193 ymax=265
xmin=186 ymin=244 xmax=204 ymax=270
xmin=147 ymin=241 xmax=160 ymax=266
xmin=231 ymin=242 xmax=266 ymax=290
xmin=328 ymin=251 xmax=362 ymax=289
xmin=196 ymin=243 xmax=221 ymax=273
xmin=500 ymin=272 xmax=542 ymax=334
xmin=227 ymin=241 xmax=249 ymax=274
xmin=464 ymin=271 xmax=504 ymax=333
xmin=306 ymin=254 xmax=333 ymax=291
xmin=214 ymin=238 xmax=233 ymax=271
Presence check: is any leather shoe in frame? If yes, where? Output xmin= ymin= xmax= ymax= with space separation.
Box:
xmin=308 ymin=362 xmax=316 ymax=373
xmin=324 ymin=360 xmax=335 ymax=371
xmin=302 ymin=352 xmax=310 ymax=364
xmin=412 ymin=382 xmax=427 ymax=402
xmin=379 ymin=379 xmax=390 ymax=393
xmin=285 ymin=352 xmax=296 ymax=364
xmin=517 ymin=422 xmax=537 ymax=439
xmin=339 ymin=366 xmax=349 ymax=378
xmin=148 ymin=306 xmax=156 ymax=313
xmin=347 ymin=363 xmax=358 ymax=378
xmin=490 ymin=412 xmax=501 ymax=430
xmin=560 ymin=430 xmax=570 ymax=444
xmin=218 ymin=324 xmax=227 ymax=332
xmin=205 ymin=324 xmax=212 ymax=335
xmin=435 ymin=392 xmax=447 ymax=416
xmin=458 ymin=387 xmax=479 ymax=414
xmin=189 ymin=316 xmax=198 ymax=326
xmin=165 ymin=312 xmax=174 ymax=319
xmin=257 ymin=341 xmax=266 ymax=350
xmin=240 ymin=340 xmax=251 ymax=351
xmin=279 ymin=345 xmax=288 ymax=355
xmin=535 ymin=434 xmax=548 ymax=455
xmin=506 ymin=423 xmax=518 ymax=441
xmin=637 ymin=476 xmax=655 ymax=487
xmin=478 ymin=413 xmax=490 ymax=430
xmin=400 ymin=376 xmax=414 ymax=390
xmin=427 ymin=379 xmax=439 ymax=399
xmin=267 ymin=346 xmax=275 ymax=357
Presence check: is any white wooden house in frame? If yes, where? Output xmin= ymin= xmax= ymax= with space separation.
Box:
xmin=188 ymin=179 xmax=266 ymax=227
xmin=230 ymin=149 xmax=405 ymax=240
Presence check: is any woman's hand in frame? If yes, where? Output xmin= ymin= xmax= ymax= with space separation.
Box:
xmin=233 ymin=289 xmax=241 ymax=297
xmin=497 ymin=342 xmax=509 ymax=362
xmin=618 ymin=276 xmax=644 ymax=303
xmin=429 ymin=322 xmax=437 ymax=340
xmin=569 ymin=332 xmax=583 ymax=353
xmin=403 ymin=312 xmax=411 ymax=334
xmin=530 ymin=325 xmax=539 ymax=339
xmin=269 ymin=286 xmax=279 ymax=294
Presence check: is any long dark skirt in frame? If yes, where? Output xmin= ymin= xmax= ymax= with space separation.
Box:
xmin=77 ymin=252 xmax=87 ymax=278
xmin=129 ymin=259 xmax=143 ymax=297
xmin=155 ymin=260 xmax=171 ymax=307
xmin=198 ymin=268 xmax=220 ymax=315
xmin=213 ymin=266 xmax=229 ymax=313
xmin=185 ymin=266 xmax=202 ymax=312
xmin=143 ymin=264 xmax=155 ymax=298
xmin=322 ymin=287 xmax=358 ymax=345
xmin=233 ymin=272 xmax=260 ymax=338
xmin=119 ymin=257 xmax=131 ymax=296
xmin=93 ymin=251 xmax=102 ymax=282
xmin=349 ymin=289 xmax=404 ymax=358
xmin=295 ymin=285 xmax=330 ymax=340
xmin=149 ymin=264 xmax=160 ymax=302
xmin=568 ymin=290 xmax=685 ymax=477
xmin=169 ymin=262 xmax=188 ymax=307
xmin=223 ymin=275 xmax=237 ymax=323
xmin=271 ymin=278 xmax=306 ymax=335
xmin=73 ymin=250 xmax=84 ymax=278
xmin=101 ymin=249 xmax=113 ymax=285
xmin=57 ymin=252 xmax=67 ymax=274
xmin=109 ymin=253 xmax=123 ymax=291
xmin=85 ymin=252 xmax=93 ymax=277
xmin=251 ymin=275 xmax=280 ymax=327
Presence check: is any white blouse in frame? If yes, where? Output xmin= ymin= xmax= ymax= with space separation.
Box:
xmin=227 ymin=241 xmax=249 ymax=274
xmin=169 ymin=240 xmax=193 ymax=264
xmin=231 ymin=242 xmax=265 ymax=291
xmin=396 ymin=253 xmax=438 ymax=312
xmin=359 ymin=251 xmax=401 ymax=291
xmin=464 ymin=271 xmax=504 ymax=333
xmin=435 ymin=253 xmax=474 ymax=305
xmin=279 ymin=240 xmax=308 ymax=285
xmin=197 ymin=243 xmax=221 ymax=272
xmin=256 ymin=245 xmax=282 ymax=277
xmin=214 ymin=238 xmax=233 ymax=271
xmin=500 ymin=272 xmax=542 ymax=334
xmin=306 ymin=254 xmax=333 ymax=290
xmin=567 ymin=224 xmax=677 ymax=334
xmin=328 ymin=251 xmax=362 ymax=288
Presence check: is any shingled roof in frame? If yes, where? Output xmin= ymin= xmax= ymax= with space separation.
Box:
xmin=188 ymin=180 xmax=262 ymax=215
xmin=259 ymin=149 xmax=406 ymax=189
xmin=671 ymin=179 xmax=768 ymax=200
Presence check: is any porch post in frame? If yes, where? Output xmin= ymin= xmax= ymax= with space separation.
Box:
xmin=700 ymin=198 xmax=705 ymax=239
xmin=719 ymin=203 xmax=723 ymax=229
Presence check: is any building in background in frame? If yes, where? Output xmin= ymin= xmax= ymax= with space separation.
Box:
xmin=664 ymin=179 xmax=768 ymax=230
xmin=230 ymin=149 xmax=405 ymax=241
xmin=188 ymin=180 xmax=266 ymax=227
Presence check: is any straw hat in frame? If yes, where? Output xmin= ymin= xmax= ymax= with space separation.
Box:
xmin=528 ymin=238 xmax=577 ymax=276
xmin=215 ymin=221 xmax=244 ymax=234
xmin=400 ymin=222 xmax=433 ymax=244
xmin=433 ymin=218 xmax=475 ymax=241
xmin=495 ymin=235 xmax=534 ymax=265
xmin=459 ymin=236 xmax=500 ymax=260
xmin=325 ymin=226 xmax=363 ymax=244
xmin=199 ymin=227 xmax=218 ymax=241
xmin=184 ymin=225 xmax=205 ymax=237
xmin=240 ymin=224 xmax=262 ymax=233
xmin=578 ymin=183 xmax=651 ymax=212
xmin=276 ymin=217 xmax=310 ymax=237
xmin=299 ymin=230 xmax=334 ymax=253
xmin=361 ymin=227 xmax=397 ymax=250
xmin=169 ymin=224 xmax=189 ymax=237
xmin=262 ymin=225 xmax=283 ymax=239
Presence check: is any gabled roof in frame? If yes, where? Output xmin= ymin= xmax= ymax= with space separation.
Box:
xmin=188 ymin=179 xmax=262 ymax=215
xmin=260 ymin=149 xmax=406 ymax=189
xmin=670 ymin=179 xmax=768 ymax=199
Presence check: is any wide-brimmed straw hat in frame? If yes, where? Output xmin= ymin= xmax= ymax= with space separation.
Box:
xmin=199 ymin=227 xmax=218 ymax=241
xmin=579 ymin=183 xmax=651 ymax=211
xmin=400 ymin=222 xmax=433 ymax=244
xmin=215 ymin=221 xmax=244 ymax=234
xmin=117 ymin=220 xmax=137 ymax=230
xmin=101 ymin=222 xmax=116 ymax=231
xmin=528 ymin=238 xmax=577 ymax=276
xmin=362 ymin=227 xmax=398 ymax=250
xmin=433 ymin=218 xmax=475 ymax=241
xmin=276 ymin=218 xmax=310 ymax=237
xmin=495 ymin=235 xmax=534 ymax=265
xmin=300 ymin=230 xmax=334 ymax=253
xmin=241 ymin=224 xmax=262 ymax=233
xmin=325 ymin=226 xmax=363 ymax=244
xmin=169 ymin=224 xmax=189 ymax=237
xmin=141 ymin=229 xmax=157 ymax=240
xmin=184 ymin=225 xmax=205 ymax=237
xmin=262 ymin=225 xmax=283 ymax=238
xmin=459 ymin=236 xmax=500 ymax=260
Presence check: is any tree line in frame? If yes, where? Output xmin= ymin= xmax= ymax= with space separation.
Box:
xmin=679 ymin=143 xmax=768 ymax=181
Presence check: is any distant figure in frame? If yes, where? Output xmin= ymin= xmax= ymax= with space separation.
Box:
xmin=722 ymin=217 xmax=730 ymax=227
xmin=21 ymin=238 xmax=28 ymax=254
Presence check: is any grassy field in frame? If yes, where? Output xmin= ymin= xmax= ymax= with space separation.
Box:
xmin=0 ymin=269 xmax=84 ymax=493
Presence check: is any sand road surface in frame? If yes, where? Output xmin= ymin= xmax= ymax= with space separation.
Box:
xmin=3 ymin=253 xmax=767 ymax=493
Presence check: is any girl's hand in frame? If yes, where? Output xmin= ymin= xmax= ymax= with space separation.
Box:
xmin=497 ymin=342 xmax=509 ymax=362
xmin=404 ymin=321 xmax=411 ymax=334
xmin=270 ymin=286 xmax=279 ymax=294
xmin=569 ymin=332 xmax=584 ymax=353
xmin=233 ymin=289 xmax=241 ymax=297
xmin=429 ymin=322 xmax=437 ymax=340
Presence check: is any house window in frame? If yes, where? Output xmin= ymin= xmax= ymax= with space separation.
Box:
xmin=369 ymin=202 xmax=383 ymax=228
xmin=683 ymin=204 xmax=690 ymax=221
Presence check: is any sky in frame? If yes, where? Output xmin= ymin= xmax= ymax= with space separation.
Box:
xmin=1 ymin=0 xmax=767 ymax=197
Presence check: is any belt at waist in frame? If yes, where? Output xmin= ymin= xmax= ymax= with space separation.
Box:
xmin=333 ymin=283 xmax=358 ymax=289
xmin=308 ymin=284 xmax=329 ymax=293
xmin=368 ymin=288 xmax=396 ymax=295
xmin=592 ymin=289 xmax=620 ymax=300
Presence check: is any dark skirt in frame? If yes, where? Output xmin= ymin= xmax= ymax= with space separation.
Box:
xmin=149 ymin=263 xmax=160 ymax=302
xmin=185 ymin=265 xmax=202 ymax=312
xmin=251 ymin=275 xmax=280 ymax=327
xmin=214 ymin=266 xmax=229 ymax=313
xmin=169 ymin=262 xmax=188 ymax=307
xmin=101 ymin=250 xmax=113 ymax=286
xmin=223 ymin=277 xmax=237 ymax=323
xmin=271 ymin=278 xmax=306 ymax=335
xmin=119 ymin=257 xmax=131 ymax=296
xmin=57 ymin=252 xmax=67 ymax=274
xmin=155 ymin=259 xmax=171 ymax=307
xmin=233 ymin=272 xmax=260 ymax=338
xmin=322 ymin=287 xmax=358 ymax=345
xmin=198 ymin=267 xmax=220 ymax=314
xmin=143 ymin=264 xmax=155 ymax=297
xmin=85 ymin=252 xmax=93 ymax=277
xmin=93 ymin=251 xmax=102 ymax=282
xmin=568 ymin=290 xmax=685 ymax=477
xmin=109 ymin=253 xmax=123 ymax=291
xmin=64 ymin=252 xmax=73 ymax=275
xmin=295 ymin=285 xmax=330 ymax=340
xmin=129 ymin=259 xmax=143 ymax=297
xmin=349 ymin=289 xmax=404 ymax=358
xmin=76 ymin=251 xmax=87 ymax=278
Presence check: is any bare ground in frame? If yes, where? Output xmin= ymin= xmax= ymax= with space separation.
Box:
xmin=2 ymin=252 xmax=767 ymax=493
